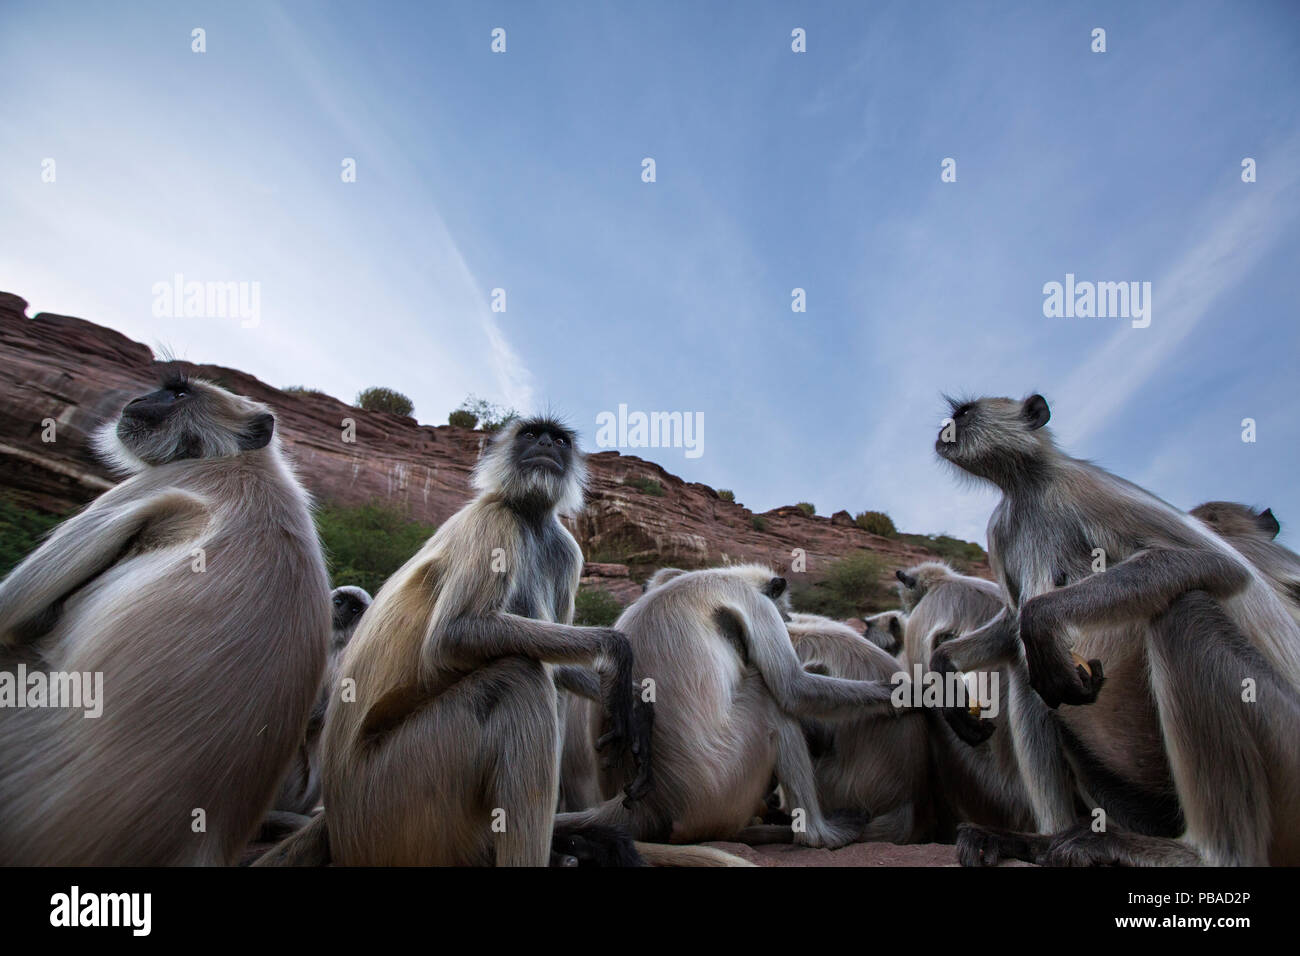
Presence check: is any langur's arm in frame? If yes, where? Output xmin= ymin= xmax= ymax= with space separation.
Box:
xmin=1017 ymin=547 xmax=1251 ymax=708
xmin=1023 ymin=547 xmax=1250 ymax=633
xmin=0 ymin=488 xmax=209 ymax=644
xmin=554 ymin=666 xmax=603 ymax=702
xmin=931 ymin=609 xmax=1019 ymax=673
xmin=727 ymin=597 xmax=901 ymax=721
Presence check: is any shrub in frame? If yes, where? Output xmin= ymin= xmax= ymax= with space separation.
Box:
xmin=315 ymin=500 xmax=436 ymax=595
xmin=752 ymin=516 xmax=768 ymax=532
xmin=855 ymin=510 xmax=897 ymax=536
xmin=573 ymin=587 xmax=624 ymax=626
xmin=456 ymin=394 xmax=519 ymax=432
xmin=0 ymin=498 xmax=65 ymax=578
xmin=795 ymin=502 xmax=816 ymax=517
xmin=627 ymin=476 xmax=665 ymax=497
xmin=789 ymin=550 xmax=893 ymax=618
xmin=282 ymin=385 xmax=332 ymax=400
xmin=898 ymin=532 xmax=987 ymax=569
xmin=717 ymin=489 xmax=735 ymax=503
xmin=356 ymin=386 xmax=414 ymax=418
xmin=448 ymin=409 xmax=478 ymax=428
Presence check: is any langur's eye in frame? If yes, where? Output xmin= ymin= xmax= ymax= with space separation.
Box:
xmin=523 ymin=432 xmax=536 ymax=440
xmin=555 ymin=436 xmax=569 ymax=447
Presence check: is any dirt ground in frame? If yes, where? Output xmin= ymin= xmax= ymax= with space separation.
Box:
xmin=243 ymin=837 xmax=1030 ymax=867
xmin=704 ymin=840 xmax=972 ymax=866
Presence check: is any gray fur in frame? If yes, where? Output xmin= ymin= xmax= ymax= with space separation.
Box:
xmin=0 ymin=376 xmax=329 ymax=864
xmin=938 ymin=394 xmax=1300 ymax=866
xmin=272 ymin=416 xmax=641 ymax=866
xmin=1192 ymin=501 xmax=1300 ymax=625
xmin=898 ymin=561 xmax=1036 ymax=832
xmin=272 ymin=586 xmax=372 ymax=818
xmin=556 ymin=565 xmax=905 ymax=849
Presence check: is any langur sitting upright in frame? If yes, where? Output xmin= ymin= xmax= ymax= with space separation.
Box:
xmin=265 ymin=586 xmax=372 ymax=836
xmin=259 ymin=417 xmax=645 ymax=867
xmin=0 ymin=374 xmax=329 ymax=865
xmin=896 ymin=561 xmax=1035 ymax=835
xmin=1191 ymin=502 xmax=1300 ymax=624
xmin=557 ymin=564 xmax=906 ymax=852
xmin=934 ymin=394 xmax=1300 ymax=866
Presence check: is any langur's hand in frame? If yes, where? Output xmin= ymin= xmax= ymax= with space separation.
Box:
xmin=1017 ymin=597 xmax=1105 ymax=708
xmin=930 ymin=647 xmax=996 ymax=745
xmin=622 ymin=693 xmax=655 ymax=806
xmin=595 ymin=628 xmax=636 ymax=763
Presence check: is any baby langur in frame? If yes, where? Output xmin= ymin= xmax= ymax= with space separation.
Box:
xmin=0 ymin=374 xmax=329 ymax=865
xmin=935 ymin=394 xmax=1300 ymax=866
xmin=1191 ymin=502 xmax=1300 ymax=624
xmin=259 ymin=417 xmax=647 ymax=867
xmin=783 ymin=610 xmax=930 ymax=843
xmin=557 ymin=565 xmax=906 ymax=853
xmin=860 ymin=610 xmax=907 ymax=656
xmin=896 ymin=561 xmax=1035 ymax=835
xmin=262 ymin=586 xmax=372 ymax=839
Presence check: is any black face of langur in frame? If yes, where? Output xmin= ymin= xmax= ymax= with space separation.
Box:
xmin=476 ymin=417 xmax=584 ymax=517
xmin=330 ymin=586 xmax=372 ymax=648
xmin=106 ymin=373 xmax=275 ymax=467
xmin=935 ymin=394 xmax=1052 ymax=488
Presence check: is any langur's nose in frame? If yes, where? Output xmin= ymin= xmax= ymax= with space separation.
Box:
xmin=537 ymin=434 xmax=554 ymax=446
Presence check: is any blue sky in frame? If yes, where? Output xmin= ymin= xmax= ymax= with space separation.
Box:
xmin=2 ymin=0 xmax=1297 ymax=544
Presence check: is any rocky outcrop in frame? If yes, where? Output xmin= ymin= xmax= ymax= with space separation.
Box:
xmin=0 ymin=291 xmax=985 ymax=593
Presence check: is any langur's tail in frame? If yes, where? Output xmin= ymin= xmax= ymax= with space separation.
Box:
xmin=632 ymin=842 xmax=756 ymax=867
xmin=252 ymin=812 xmax=331 ymax=866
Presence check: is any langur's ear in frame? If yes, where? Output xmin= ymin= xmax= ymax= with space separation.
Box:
xmin=238 ymin=412 xmax=275 ymax=450
xmin=764 ymin=577 xmax=787 ymax=599
xmin=1257 ymin=508 xmax=1281 ymax=539
xmin=889 ymin=616 xmax=904 ymax=639
xmin=1023 ymin=394 xmax=1051 ymax=430
xmin=895 ymin=570 xmax=917 ymax=589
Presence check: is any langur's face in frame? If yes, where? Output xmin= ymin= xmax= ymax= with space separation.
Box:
xmin=512 ymin=420 xmax=576 ymax=478
xmin=934 ymin=394 xmax=1050 ymax=479
xmin=112 ymin=375 xmax=275 ymax=466
xmin=331 ymin=588 xmax=371 ymax=637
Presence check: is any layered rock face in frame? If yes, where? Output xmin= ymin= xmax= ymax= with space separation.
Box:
xmin=0 ymin=291 xmax=982 ymax=596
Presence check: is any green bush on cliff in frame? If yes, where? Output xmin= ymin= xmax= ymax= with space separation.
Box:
xmin=0 ymin=498 xmax=65 ymax=578
xmin=897 ymin=532 xmax=986 ymax=569
xmin=315 ymin=501 xmax=436 ymax=595
xmin=356 ymin=386 xmax=415 ymax=418
xmin=789 ymin=550 xmax=893 ymax=619
xmin=573 ymin=587 xmax=623 ymax=626
xmin=854 ymin=510 xmax=897 ymax=536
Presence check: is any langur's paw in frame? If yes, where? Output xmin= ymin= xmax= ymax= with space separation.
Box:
xmin=956 ymin=824 xmax=1006 ymax=867
xmin=942 ymin=705 xmax=996 ymax=746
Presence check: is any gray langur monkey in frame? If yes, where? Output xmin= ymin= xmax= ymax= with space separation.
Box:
xmin=263 ymin=586 xmax=373 ymax=837
xmin=1191 ymin=502 xmax=1300 ymax=624
xmin=896 ymin=561 xmax=1036 ymax=834
xmin=556 ymin=564 xmax=906 ymax=853
xmin=258 ymin=417 xmax=647 ymax=867
xmin=783 ymin=610 xmax=931 ymax=843
xmin=860 ymin=610 xmax=907 ymax=655
xmin=0 ymin=374 xmax=329 ymax=865
xmin=934 ymin=394 xmax=1300 ymax=866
